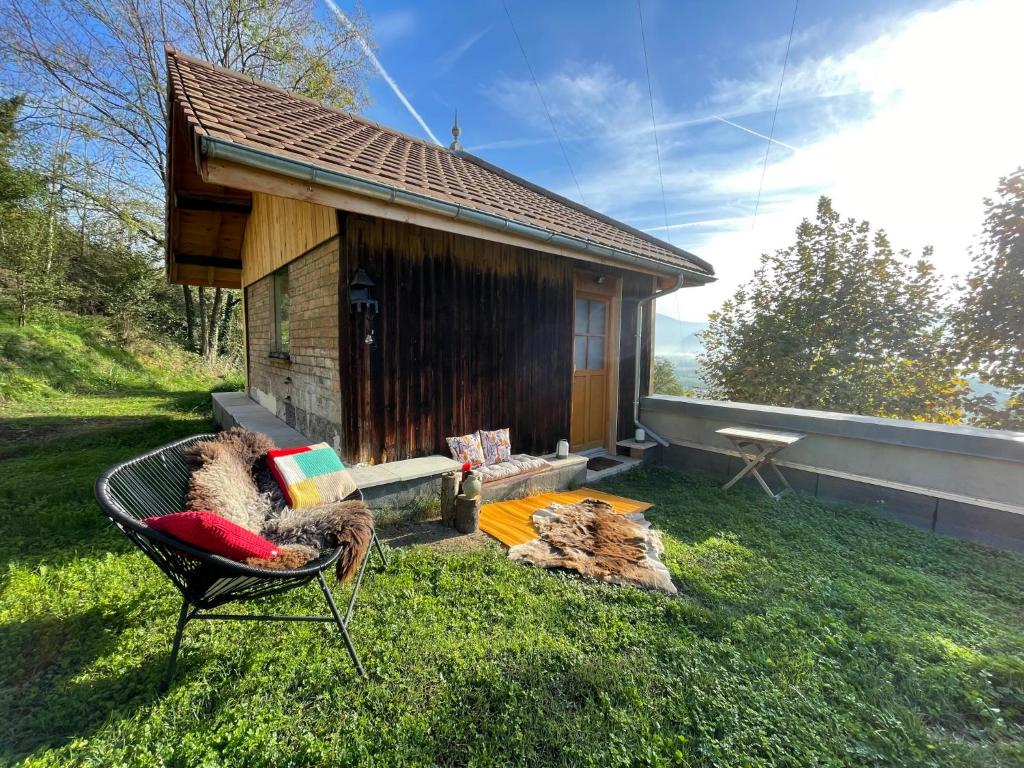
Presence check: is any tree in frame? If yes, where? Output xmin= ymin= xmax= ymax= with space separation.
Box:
xmin=0 ymin=96 xmax=72 ymax=324
xmin=0 ymin=0 xmax=373 ymax=358
xmin=700 ymin=197 xmax=966 ymax=422
xmin=652 ymin=357 xmax=689 ymax=396
xmin=954 ymin=168 xmax=1024 ymax=430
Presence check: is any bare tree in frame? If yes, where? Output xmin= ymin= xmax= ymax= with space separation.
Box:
xmin=1 ymin=0 xmax=372 ymax=357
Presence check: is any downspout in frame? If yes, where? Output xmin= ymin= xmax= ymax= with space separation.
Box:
xmin=634 ymin=274 xmax=685 ymax=447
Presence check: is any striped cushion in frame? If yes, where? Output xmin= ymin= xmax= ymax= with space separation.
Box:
xmin=267 ymin=443 xmax=357 ymax=508
xmin=144 ymin=511 xmax=279 ymax=561
xmin=475 ymin=455 xmax=550 ymax=482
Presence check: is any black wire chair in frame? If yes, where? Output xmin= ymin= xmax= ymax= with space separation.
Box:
xmin=94 ymin=433 xmax=387 ymax=690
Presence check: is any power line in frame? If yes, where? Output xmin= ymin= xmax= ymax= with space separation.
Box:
xmin=752 ymin=0 xmax=799 ymax=229
xmin=636 ymin=0 xmax=671 ymax=244
xmin=501 ymin=0 xmax=586 ymax=204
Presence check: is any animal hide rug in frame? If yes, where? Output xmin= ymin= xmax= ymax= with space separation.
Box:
xmin=183 ymin=428 xmax=374 ymax=579
xmin=508 ymin=498 xmax=676 ymax=594
xmin=261 ymin=500 xmax=374 ymax=582
xmin=183 ymin=428 xmax=277 ymax=532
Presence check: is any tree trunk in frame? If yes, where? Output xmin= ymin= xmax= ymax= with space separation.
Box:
xmin=218 ymin=292 xmax=239 ymax=354
xmin=182 ymin=285 xmax=196 ymax=351
xmin=205 ymin=287 xmax=224 ymax=362
xmin=198 ymin=286 xmax=209 ymax=358
xmin=440 ymin=472 xmax=459 ymax=527
xmin=454 ymin=495 xmax=481 ymax=534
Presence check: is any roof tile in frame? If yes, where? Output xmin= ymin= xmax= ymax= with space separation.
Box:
xmin=167 ymin=49 xmax=712 ymax=276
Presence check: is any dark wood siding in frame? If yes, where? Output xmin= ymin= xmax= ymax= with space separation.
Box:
xmin=338 ymin=212 xmax=576 ymax=463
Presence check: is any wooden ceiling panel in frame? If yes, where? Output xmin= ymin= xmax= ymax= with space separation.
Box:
xmin=166 ymin=100 xmax=248 ymax=288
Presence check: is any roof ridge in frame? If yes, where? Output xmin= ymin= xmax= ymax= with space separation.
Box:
xmin=454 ymin=150 xmax=713 ymax=273
xmin=164 ymin=45 xmax=446 ymax=155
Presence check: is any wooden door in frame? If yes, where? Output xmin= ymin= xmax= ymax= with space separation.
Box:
xmin=571 ymin=292 xmax=611 ymax=451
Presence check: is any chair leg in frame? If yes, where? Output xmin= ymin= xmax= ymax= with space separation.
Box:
xmin=161 ymin=599 xmax=190 ymax=692
xmin=318 ymin=573 xmax=365 ymax=676
xmin=344 ymin=538 xmax=376 ymax=627
xmin=373 ymin=532 xmax=388 ymax=569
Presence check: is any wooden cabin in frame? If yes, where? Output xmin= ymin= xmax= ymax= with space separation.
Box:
xmin=165 ymin=48 xmax=715 ymax=464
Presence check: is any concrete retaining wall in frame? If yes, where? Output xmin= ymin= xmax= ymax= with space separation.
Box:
xmin=640 ymin=396 xmax=1024 ymax=552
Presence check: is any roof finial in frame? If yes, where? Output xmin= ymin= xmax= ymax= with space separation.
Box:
xmin=449 ymin=110 xmax=463 ymax=151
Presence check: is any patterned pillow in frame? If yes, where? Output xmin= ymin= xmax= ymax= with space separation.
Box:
xmin=446 ymin=432 xmax=485 ymax=466
xmin=479 ymin=427 xmax=512 ymax=465
xmin=266 ymin=443 xmax=357 ymax=509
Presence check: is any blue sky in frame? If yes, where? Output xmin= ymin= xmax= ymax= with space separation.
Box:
xmin=348 ymin=0 xmax=1022 ymax=321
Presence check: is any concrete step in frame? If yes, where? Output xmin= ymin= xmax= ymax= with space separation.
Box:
xmin=212 ymin=391 xmax=308 ymax=448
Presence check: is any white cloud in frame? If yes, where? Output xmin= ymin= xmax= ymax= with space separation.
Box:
xmin=680 ymin=0 xmax=1024 ymax=321
xmin=486 ymin=0 xmax=1024 ymax=322
xmin=371 ymin=8 xmax=417 ymax=47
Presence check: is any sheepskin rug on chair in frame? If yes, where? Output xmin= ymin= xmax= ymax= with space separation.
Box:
xmin=508 ymin=498 xmax=676 ymax=594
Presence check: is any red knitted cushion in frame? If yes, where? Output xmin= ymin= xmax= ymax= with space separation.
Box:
xmin=143 ymin=511 xmax=280 ymax=561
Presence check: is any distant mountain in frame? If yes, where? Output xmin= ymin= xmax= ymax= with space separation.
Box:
xmin=654 ymin=314 xmax=708 ymax=390
xmin=655 ymin=314 xmax=707 ymax=355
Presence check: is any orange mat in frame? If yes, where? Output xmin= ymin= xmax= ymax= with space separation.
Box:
xmin=479 ymin=488 xmax=654 ymax=548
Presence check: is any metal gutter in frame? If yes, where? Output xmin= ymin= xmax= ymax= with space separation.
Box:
xmin=201 ymin=136 xmax=716 ymax=283
xmin=633 ymin=274 xmax=686 ymax=447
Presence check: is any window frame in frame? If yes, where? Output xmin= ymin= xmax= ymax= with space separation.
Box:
xmin=270 ymin=266 xmax=291 ymax=359
xmin=573 ymin=296 xmax=608 ymax=371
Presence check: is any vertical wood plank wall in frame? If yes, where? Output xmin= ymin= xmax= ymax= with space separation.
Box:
xmin=240 ymin=192 xmax=337 ymax=286
xmin=336 ymin=212 xmax=656 ymax=463
xmin=339 ymin=212 xmax=576 ymax=463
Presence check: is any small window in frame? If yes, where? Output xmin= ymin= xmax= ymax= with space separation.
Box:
xmin=271 ymin=268 xmax=290 ymax=357
xmin=574 ymin=297 xmax=608 ymax=371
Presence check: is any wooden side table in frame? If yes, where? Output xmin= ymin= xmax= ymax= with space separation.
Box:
xmin=716 ymin=427 xmax=805 ymax=499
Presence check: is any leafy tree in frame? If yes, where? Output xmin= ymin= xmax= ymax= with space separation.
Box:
xmin=954 ymin=168 xmax=1024 ymax=430
xmin=0 ymin=96 xmax=73 ymax=324
xmin=700 ymin=197 xmax=966 ymax=422
xmin=652 ymin=357 xmax=689 ymax=396
xmin=0 ymin=94 xmax=212 ymax=352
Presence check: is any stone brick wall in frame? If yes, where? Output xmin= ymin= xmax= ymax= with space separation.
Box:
xmin=244 ymin=238 xmax=342 ymax=449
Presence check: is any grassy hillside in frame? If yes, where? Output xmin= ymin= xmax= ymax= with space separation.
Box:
xmin=0 ymin=313 xmax=241 ymax=403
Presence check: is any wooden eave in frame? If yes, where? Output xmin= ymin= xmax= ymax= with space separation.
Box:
xmin=165 ymin=100 xmax=248 ymax=289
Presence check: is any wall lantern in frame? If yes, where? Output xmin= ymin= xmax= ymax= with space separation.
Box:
xmin=350 ymin=267 xmax=378 ymax=346
xmin=350 ymin=267 xmax=378 ymax=314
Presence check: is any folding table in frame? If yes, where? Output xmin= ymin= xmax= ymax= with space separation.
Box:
xmin=716 ymin=426 xmax=806 ymax=499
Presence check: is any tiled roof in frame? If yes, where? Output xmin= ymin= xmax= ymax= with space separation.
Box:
xmin=167 ymin=48 xmax=713 ymax=277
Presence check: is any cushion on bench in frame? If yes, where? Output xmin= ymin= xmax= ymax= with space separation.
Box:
xmin=475 ymin=454 xmax=551 ymax=483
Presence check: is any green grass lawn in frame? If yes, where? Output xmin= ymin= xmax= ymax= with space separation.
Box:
xmin=1 ymin=390 xmax=1023 ymax=767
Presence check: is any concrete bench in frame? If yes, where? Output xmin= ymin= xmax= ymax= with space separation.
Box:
xmin=350 ymin=453 xmax=588 ymax=514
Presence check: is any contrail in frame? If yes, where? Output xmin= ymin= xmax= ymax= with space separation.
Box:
xmin=324 ymin=0 xmax=442 ymax=146
xmin=713 ymin=115 xmax=800 ymax=153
